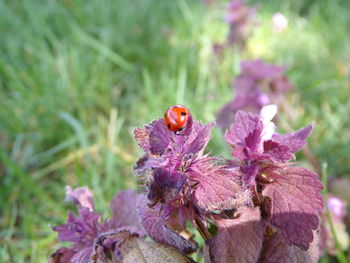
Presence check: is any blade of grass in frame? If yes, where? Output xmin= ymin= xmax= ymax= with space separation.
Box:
xmin=0 ymin=151 xmax=63 ymax=212
xmin=73 ymin=26 xmax=134 ymax=73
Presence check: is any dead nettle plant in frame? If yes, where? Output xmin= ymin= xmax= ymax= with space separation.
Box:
xmin=217 ymin=59 xmax=292 ymax=132
xmin=49 ymin=107 xmax=324 ymax=263
xmin=212 ymin=0 xmax=257 ymax=54
xmin=133 ymin=104 xmax=324 ymax=263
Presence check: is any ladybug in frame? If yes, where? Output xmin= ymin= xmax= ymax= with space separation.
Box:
xmin=164 ymin=105 xmax=190 ymax=135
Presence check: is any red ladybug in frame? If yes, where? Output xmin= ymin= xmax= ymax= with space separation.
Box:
xmin=164 ymin=105 xmax=190 ymax=134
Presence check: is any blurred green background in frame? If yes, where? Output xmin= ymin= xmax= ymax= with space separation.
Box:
xmin=1 ymin=0 xmax=350 ymax=262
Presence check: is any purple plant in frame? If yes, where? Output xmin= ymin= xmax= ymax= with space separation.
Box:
xmin=49 ymin=187 xmax=145 ymax=263
xmin=134 ymin=116 xmax=251 ymax=253
xmin=225 ymin=0 xmax=256 ymax=48
xmin=217 ymin=59 xmax=292 ymax=131
xmin=202 ymin=106 xmax=323 ymax=262
xmin=133 ymin=106 xmax=324 ymax=263
xmin=49 ymin=107 xmax=324 ymax=262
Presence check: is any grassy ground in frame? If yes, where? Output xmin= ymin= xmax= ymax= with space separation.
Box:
xmin=0 ymin=0 xmax=349 ymax=262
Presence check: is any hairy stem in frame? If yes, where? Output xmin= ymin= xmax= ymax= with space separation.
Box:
xmin=193 ymin=216 xmax=212 ymax=240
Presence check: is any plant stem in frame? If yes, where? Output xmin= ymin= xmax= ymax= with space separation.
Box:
xmin=321 ymin=163 xmax=347 ymax=263
xmin=194 ymin=216 xmax=211 ymax=240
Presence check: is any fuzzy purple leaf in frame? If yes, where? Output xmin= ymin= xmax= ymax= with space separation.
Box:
xmin=262 ymin=140 xmax=293 ymax=162
xmin=205 ymin=207 xmax=264 ymax=263
xmin=53 ymin=207 xmax=101 ymax=245
xmin=260 ymin=231 xmax=320 ymax=263
xmin=262 ymin=167 xmax=324 ymax=250
xmin=188 ymin=159 xmax=248 ymax=212
xmin=183 ymin=122 xmax=214 ymax=155
xmin=108 ymin=189 xmax=145 ymax=234
xmin=134 ymin=119 xmax=173 ymax=155
xmin=241 ymin=163 xmax=259 ymax=185
xmin=147 ymin=168 xmax=187 ymax=206
xmin=225 ymin=111 xmax=262 ymax=148
xmin=51 ymin=188 xmax=146 ymax=263
xmin=134 ymin=118 xmax=213 ymax=158
xmin=138 ymin=197 xmax=198 ymax=254
xmin=272 ymin=125 xmax=313 ymax=153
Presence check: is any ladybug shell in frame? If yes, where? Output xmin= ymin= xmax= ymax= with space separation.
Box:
xmin=164 ymin=105 xmax=190 ymax=132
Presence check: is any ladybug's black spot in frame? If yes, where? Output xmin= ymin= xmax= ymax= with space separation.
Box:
xmin=167 ymin=124 xmax=171 ymax=129
xmin=181 ymin=112 xmax=186 ymax=116
xmin=178 ymin=127 xmax=183 ymax=131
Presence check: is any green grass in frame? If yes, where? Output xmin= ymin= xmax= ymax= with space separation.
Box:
xmin=0 ymin=0 xmax=349 ymax=262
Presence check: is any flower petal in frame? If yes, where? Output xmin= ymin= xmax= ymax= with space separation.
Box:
xmin=65 ymin=186 xmax=94 ymax=211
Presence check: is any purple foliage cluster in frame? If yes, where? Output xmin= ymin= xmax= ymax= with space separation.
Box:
xmin=225 ymin=0 xmax=256 ymax=47
xmin=49 ymin=187 xmax=145 ymax=263
xmin=217 ymin=59 xmax=292 ymax=131
xmin=212 ymin=0 xmax=256 ymax=53
xmin=50 ymin=104 xmax=324 ymax=263
xmin=133 ymin=105 xmax=324 ymax=263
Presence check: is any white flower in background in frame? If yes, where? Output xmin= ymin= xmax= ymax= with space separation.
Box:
xmin=272 ymin=12 xmax=288 ymax=33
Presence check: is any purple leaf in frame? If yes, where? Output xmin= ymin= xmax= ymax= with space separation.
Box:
xmin=108 ymin=189 xmax=145 ymax=235
xmin=262 ymin=167 xmax=324 ymax=249
xmin=225 ymin=111 xmax=262 ymax=148
xmin=134 ymin=119 xmax=173 ymax=155
xmin=53 ymin=207 xmax=102 ymax=245
xmin=262 ymin=140 xmax=293 ymax=162
xmin=183 ymin=122 xmax=214 ymax=155
xmin=232 ymin=145 xmax=249 ymax=161
xmin=189 ymin=160 xmax=248 ymax=211
xmin=272 ymin=125 xmax=313 ymax=153
xmin=260 ymin=231 xmax=320 ymax=263
xmin=241 ymin=163 xmax=259 ymax=186
xmin=245 ymin=128 xmax=262 ymax=151
xmin=137 ymin=196 xmax=198 ymax=254
xmin=147 ymin=168 xmax=187 ymax=206
xmin=135 ymin=118 xmax=213 ymax=157
xmin=65 ymin=186 xmax=94 ymax=211
xmin=205 ymin=207 xmax=264 ymax=263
